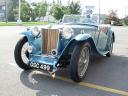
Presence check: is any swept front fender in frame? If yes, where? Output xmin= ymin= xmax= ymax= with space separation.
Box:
xmin=57 ymin=34 xmax=97 ymax=64
xmin=74 ymin=34 xmax=92 ymax=41
xmin=19 ymin=31 xmax=41 ymax=54
xmin=20 ymin=31 xmax=32 ymax=36
xmin=20 ymin=31 xmax=36 ymax=44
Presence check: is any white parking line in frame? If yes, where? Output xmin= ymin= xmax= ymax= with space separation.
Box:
xmin=9 ymin=62 xmax=17 ymax=67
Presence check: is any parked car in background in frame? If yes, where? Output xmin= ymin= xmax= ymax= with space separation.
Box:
xmin=14 ymin=15 xmax=115 ymax=82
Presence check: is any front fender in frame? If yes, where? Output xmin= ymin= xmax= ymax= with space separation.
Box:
xmin=20 ymin=31 xmax=41 ymax=54
xmin=20 ymin=31 xmax=32 ymax=36
xmin=57 ymin=34 xmax=95 ymax=63
xmin=74 ymin=34 xmax=92 ymax=41
xmin=20 ymin=31 xmax=35 ymax=44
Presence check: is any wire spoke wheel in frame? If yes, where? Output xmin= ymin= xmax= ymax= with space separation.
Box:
xmin=14 ymin=37 xmax=31 ymax=70
xmin=78 ymin=47 xmax=89 ymax=77
xmin=106 ymin=37 xmax=114 ymax=57
xmin=70 ymin=42 xmax=90 ymax=82
xmin=21 ymin=42 xmax=29 ymax=64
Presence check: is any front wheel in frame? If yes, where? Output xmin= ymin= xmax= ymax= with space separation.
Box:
xmin=70 ymin=42 xmax=90 ymax=82
xmin=14 ymin=36 xmax=31 ymax=70
xmin=106 ymin=37 xmax=114 ymax=57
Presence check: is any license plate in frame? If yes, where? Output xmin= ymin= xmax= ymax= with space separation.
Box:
xmin=30 ymin=62 xmax=53 ymax=71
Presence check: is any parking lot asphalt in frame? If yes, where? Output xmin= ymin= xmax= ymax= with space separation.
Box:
xmin=0 ymin=26 xmax=128 ymax=96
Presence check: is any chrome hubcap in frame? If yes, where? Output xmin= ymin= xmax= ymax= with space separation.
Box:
xmin=78 ymin=47 xmax=89 ymax=77
xmin=21 ymin=42 xmax=29 ymax=64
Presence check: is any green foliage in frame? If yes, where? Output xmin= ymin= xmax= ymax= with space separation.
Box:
xmin=0 ymin=22 xmax=48 ymax=26
xmin=30 ymin=3 xmax=40 ymax=21
xmin=123 ymin=16 xmax=128 ymax=25
xmin=50 ymin=0 xmax=64 ymax=20
xmin=50 ymin=1 xmax=81 ymax=20
xmin=20 ymin=0 xmax=31 ymax=21
xmin=8 ymin=0 xmax=47 ymax=21
xmin=68 ymin=1 xmax=81 ymax=14
xmin=8 ymin=0 xmax=81 ymax=21
xmin=8 ymin=0 xmax=18 ymax=21
xmin=113 ymin=19 xmax=123 ymax=26
xmin=61 ymin=6 xmax=70 ymax=15
xmin=105 ymin=17 xmax=123 ymax=26
xmin=53 ymin=6 xmax=64 ymax=20
xmin=39 ymin=1 xmax=47 ymax=17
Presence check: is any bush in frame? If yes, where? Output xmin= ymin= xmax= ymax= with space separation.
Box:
xmin=104 ymin=18 xmax=123 ymax=26
xmin=124 ymin=16 xmax=128 ymax=25
xmin=113 ymin=19 xmax=123 ymax=26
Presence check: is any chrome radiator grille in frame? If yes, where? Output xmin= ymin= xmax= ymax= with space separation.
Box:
xmin=41 ymin=29 xmax=59 ymax=55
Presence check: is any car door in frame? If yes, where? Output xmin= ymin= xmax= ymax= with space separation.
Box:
xmin=83 ymin=25 xmax=97 ymax=40
xmin=96 ymin=25 xmax=109 ymax=51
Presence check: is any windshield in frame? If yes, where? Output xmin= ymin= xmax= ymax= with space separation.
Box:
xmin=62 ymin=15 xmax=98 ymax=25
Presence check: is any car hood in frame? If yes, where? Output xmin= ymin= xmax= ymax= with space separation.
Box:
xmin=40 ymin=24 xmax=95 ymax=29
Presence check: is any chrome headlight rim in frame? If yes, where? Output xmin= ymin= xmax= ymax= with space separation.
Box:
xmin=62 ymin=27 xmax=74 ymax=39
xmin=31 ymin=26 xmax=40 ymax=37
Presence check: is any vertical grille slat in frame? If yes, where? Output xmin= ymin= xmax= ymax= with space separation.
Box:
xmin=41 ymin=29 xmax=59 ymax=55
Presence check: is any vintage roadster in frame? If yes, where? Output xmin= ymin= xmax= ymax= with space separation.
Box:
xmin=14 ymin=15 xmax=115 ymax=82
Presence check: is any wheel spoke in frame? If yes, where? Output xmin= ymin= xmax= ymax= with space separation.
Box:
xmin=21 ymin=42 xmax=29 ymax=64
xmin=78 ymin=47 xmax=89 ymax=77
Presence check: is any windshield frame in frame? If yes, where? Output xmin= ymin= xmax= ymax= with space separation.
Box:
xmin=62 ymin=15 xmax=98 ymax=25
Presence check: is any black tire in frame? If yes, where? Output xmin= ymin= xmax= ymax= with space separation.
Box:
xmin=106 ymin=37 xmax=113 ymax=57
xmin=70 ymin=42 xmax=90 ymax=82
xmin=14 ymin=37 xmax=31 ymax=70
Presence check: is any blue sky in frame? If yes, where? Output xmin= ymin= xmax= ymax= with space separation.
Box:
xmin=29 ymin=0 xmax=128 ymax=18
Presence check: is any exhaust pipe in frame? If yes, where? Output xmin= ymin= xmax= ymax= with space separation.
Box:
xmin=48 ymin=68 xmax=57 ymax=79
xmin=51 ymin=73 xmax=56 ymax=79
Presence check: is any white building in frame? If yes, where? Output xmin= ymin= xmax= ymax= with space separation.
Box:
xmin=0 ymin=0 xmax=6 ymax=21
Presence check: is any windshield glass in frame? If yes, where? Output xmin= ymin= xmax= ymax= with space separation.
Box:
xmin=62 ymin=15 xmax=98 ymax=25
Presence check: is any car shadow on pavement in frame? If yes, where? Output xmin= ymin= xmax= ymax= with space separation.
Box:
xmin=20 ymin=70 xmax=80 ymax=96
xmin=20 ymin=55 xmax=128 ymax=96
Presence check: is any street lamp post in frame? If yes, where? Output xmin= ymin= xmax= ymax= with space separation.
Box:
xmin=19 ymin=0 xmax=21 ymax=20
xmin=98 ymin=0 xmax=101 ymax=24
xmin=124 ymin=6 xmax=128 ymax=17
xmin=17 ymin=0 xmax=22 ymax=24
xmin=5 ymin=0 xmax=8 ymax=23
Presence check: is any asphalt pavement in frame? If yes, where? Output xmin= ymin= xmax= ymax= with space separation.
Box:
xmin=0 ymin=26 xmax=128 ymax=96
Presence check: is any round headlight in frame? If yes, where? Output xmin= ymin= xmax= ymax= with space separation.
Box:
xmin=62 ymin=27 xmax=74 ymax=39
xmin=31 ymin=27 xmax=40 ymax=37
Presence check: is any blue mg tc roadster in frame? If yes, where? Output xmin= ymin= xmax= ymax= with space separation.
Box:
xmin=14 ymin=15 xmax=115 ymax=82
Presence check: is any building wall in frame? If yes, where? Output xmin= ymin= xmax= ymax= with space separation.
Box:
xmin=0 ymin=0 xmax=11 ymax=21
xmin=0 ymin=0 xmax=6 ymax=21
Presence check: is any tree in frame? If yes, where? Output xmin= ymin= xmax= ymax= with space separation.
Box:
xmin=20 ymin=0 xmax=31 ymax=21
xmin=108 ymin=9 xmax=118 ymax=24
xmin=105 ymin=9 xmax=122 ymax=25
xmin=61 ymin=6 xmax=70 ymax=15
xmin=30 ymin=2 xmax=40 ymax=21
xmin=53 ymin=6 xmax=64 ymax=20
xmin=57 ymin=0 xmax=62 ymax=6
xmin=39 ymin=0 xmax=47 ymax=18
xmin=50 ymin=0 xmax=64 ymax=20
xmin=8 ymin=0 xmax=19 ymax=21
xmin=68 ymin=1 xmax=81 ymax=14
xmin=123 ymin=16 xmax=128 ymax=25
xmin=50 ymin=0 xmax=57 ymax=15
